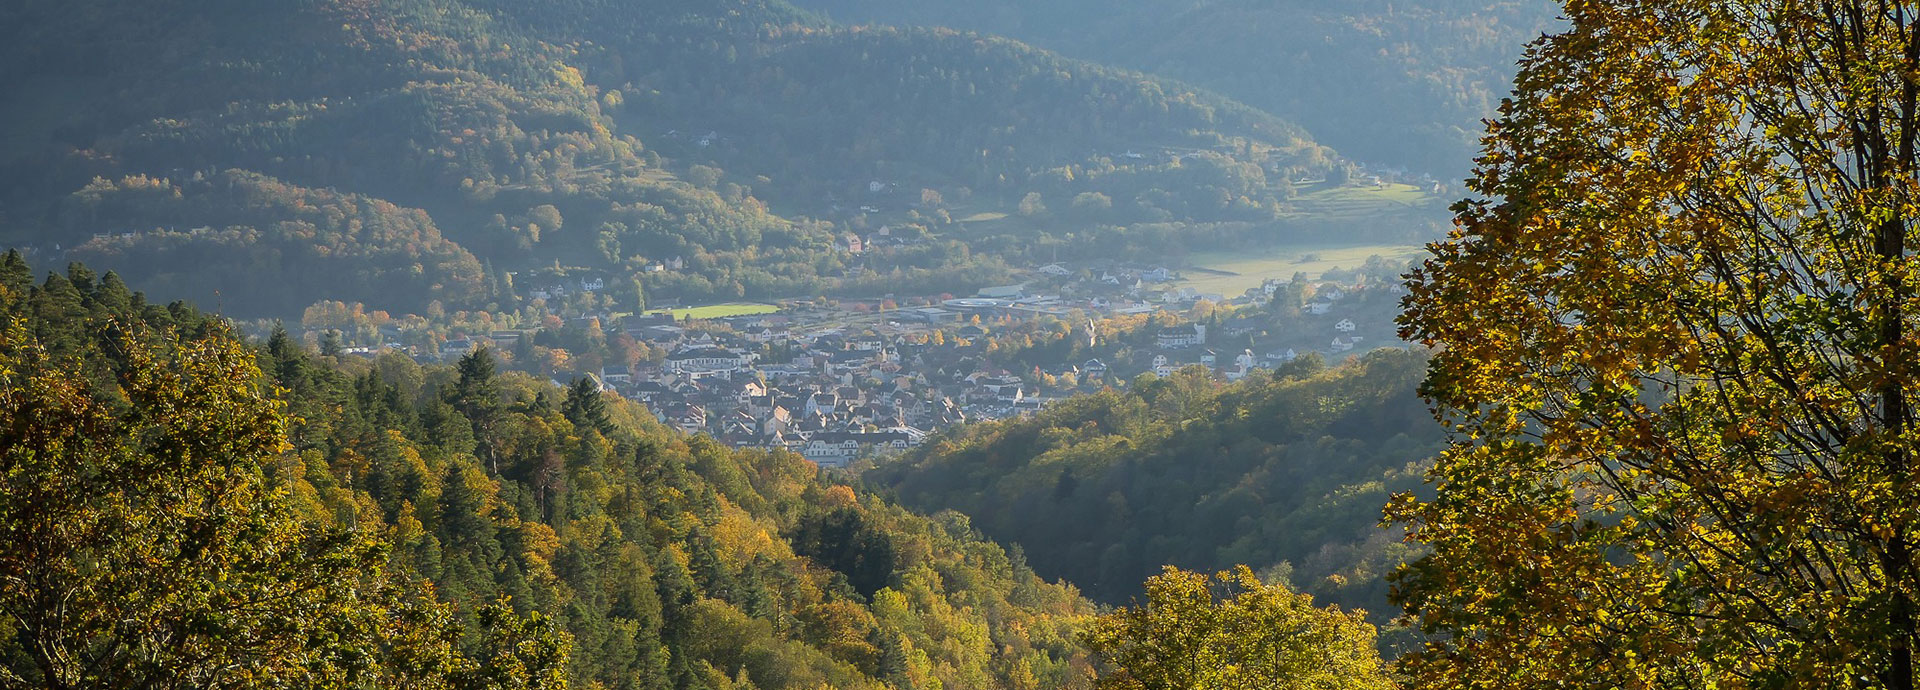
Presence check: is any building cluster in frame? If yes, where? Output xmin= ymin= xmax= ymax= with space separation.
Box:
xmin=332 ymin=254 xmax=1413 ymax=469
xmin=1139 ymin=277 xmax=1410 ymax=379
xmin=506 ymin=315 xmax=1069 ymax=468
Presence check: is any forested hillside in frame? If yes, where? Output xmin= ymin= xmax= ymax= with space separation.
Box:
xmin=0 ymin=0 xmax=1334 ymax=317
xmin=0 ymin=253 xmax=1101 ymax=689
xmin=788 ymin=0 xmax=1559 ymax=175
xmin=864 ymin=349 xmax=1442 ymax=621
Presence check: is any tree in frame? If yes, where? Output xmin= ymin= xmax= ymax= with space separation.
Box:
xmin=0 ymin=322 xmax=365 ymax=687
xmin=321 ymin=328 xmax=345 ymax=356
xmin=562 ymin=377 xmax=613 ymax=435
xmin=1394 ymin=4 xmax=1920 ymax=689
xmin=1081 ymin=566 xmax=1390 ymax=690
xmin=1018 ymin=192 xmax=1047 ymax=217
xmin=453 ymin=348 xmax=504 ymax=472
xmin=617 ymin=276 xmax=648 ymax=313
xmin=686 ymin=165 xmax=723 ymax=188
xmin=0 ymin=250 xmax=31 ymax=299
xmin=455 ymin=599 xmax=574 ymax=690
xmin=0 ymin=320 xmax=569 ymax=688
xmin=1071 ymin=192 xmax=1112 ymax=221
xmin=527 ymin=204 xmax=564 ymax=235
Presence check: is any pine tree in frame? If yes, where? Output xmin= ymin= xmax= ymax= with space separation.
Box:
xmin=320 ymin=328 xmax=345 ymax=357
xmin=563 ymin=377 xmax=613 ymax=435
xmin=0 ymin=249 xmax=30 ymax=299
xmin=453 ymin=347 xmax=504 ymax=472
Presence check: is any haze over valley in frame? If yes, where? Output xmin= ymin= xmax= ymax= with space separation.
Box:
xmin=14 ymin=3 xmax=1913 ymax=690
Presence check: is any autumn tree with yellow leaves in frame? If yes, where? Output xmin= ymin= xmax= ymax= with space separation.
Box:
xmin=1081 ymin=566 xmax=1391 ymax=690
xmin=0 ymin=307 xmax=568 ymax=687
xmin=1396 ymin=2 xmax=1920 ymax=688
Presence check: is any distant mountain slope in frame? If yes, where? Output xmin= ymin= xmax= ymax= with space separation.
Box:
xmin=788 ymin=0 xmax=1560 ymax=176
xmin=864 ymin=350 xmax=1442 ymax=622
xmin=0 ymin=0 xmax=1335 ymax=317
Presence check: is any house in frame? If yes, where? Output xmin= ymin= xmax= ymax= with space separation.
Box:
xmin=747 ymin=327 xmax=791 ymax=343
xmin=804 ymin=393 xmax=840 ymax=418
xmin=1335 ymin=318 xmax=1357 ymax=333
xmin=579 ymin=277 xmax=605 ymax=292
xmin=665 ymin=347 xmax=750 ymax=375
xmin=1083 ymin=359 xmax=1109 ymax=381
xmin=668 ymin=405 xmax=709 ymax=435
xmin=800 ymin=434 xmax=863 ymax=467
xmin=440 ymin=338 xmax=477 ymax=358
xmin=1200 ymin=349 xmax=1217 ymax=367
xmin=1142 ymin=267 xmax=1173 ymax=283
xmin=1331 ymin=337 xmax=1356 ymax=353
xmin=1152 ymin=354 xmax=1178 ymax=378
xmin=841 ymin=233 xmax=864 ymax=254
xmin=1306 ymin=301 xmax=1334 ymax=315
xmin=600 ymin=365 xmax=634 ymax=385
xmin=1156 ymin=324 xmax=1207 ymax=349
xmin=629 ymin=381 xmax=670 ymax=402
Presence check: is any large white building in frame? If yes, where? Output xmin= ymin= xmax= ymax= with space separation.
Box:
xmin=665 ymin=347 xmax=751 ymax=374
xmin=1156 ymin=324 xmax=1207 ymax=349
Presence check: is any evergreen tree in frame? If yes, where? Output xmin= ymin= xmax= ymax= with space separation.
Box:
xmin=453 ymin=347 xmax=504 ymax=472
xmin=563 ymin=377 xmax=613 ymax=435
xmin=0 ymin=249 xmax=30 ymax=298
xmin=320 ymin=328 xmax=345 ymax=357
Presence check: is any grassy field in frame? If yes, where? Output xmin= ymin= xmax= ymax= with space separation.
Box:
xmin=646 ymin=302 xmax=780 ymax=320
xmin=1176 ymin=243 xmax=1430 ymax=296
xmin=1284 ymin=183 xmax=1441 ymax=220
xmin=956 ymin=211 xmax=1010 ymax=223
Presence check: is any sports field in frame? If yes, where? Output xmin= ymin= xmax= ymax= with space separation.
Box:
xmin=647 ymin=303 xmax=779 ymax=320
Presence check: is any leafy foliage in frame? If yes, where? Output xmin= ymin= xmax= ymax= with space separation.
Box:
xmin=0 ymin=252 xmax=567 ymax=688
xmin=1394 ymin=2 xmax=1920 ymax=688
xmin=1081 ymin=566 xmax=1391 ymax=690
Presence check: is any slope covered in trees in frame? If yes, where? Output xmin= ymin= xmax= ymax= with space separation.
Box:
xmin=0 ymin=253 xmax=1102 ymax=689
xmin=0 ymin=0 xmax=1335 ymax=317
xmin=864 ymin=350 xmax=1442 ymax=620
xmin=788 ymin=0 xmax=1559 ymax=176
xmin=60 ymin=170 xmax=486 ymax=315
